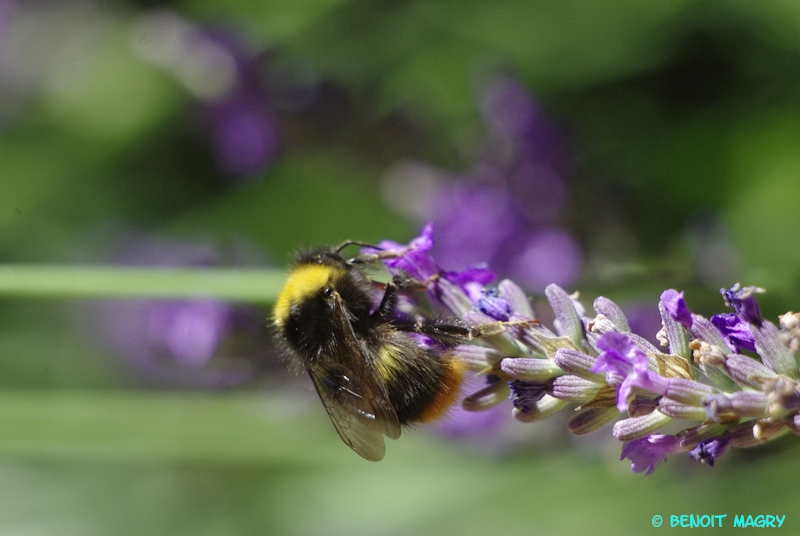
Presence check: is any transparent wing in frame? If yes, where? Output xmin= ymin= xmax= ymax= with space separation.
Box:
xmin=309 ymin=363 xmax=390 ymax=461
xmin=307 ymin=293 xmax=401 ymax=460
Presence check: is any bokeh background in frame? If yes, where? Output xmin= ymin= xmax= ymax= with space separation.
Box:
xmin=1 ymin=0 xmax=800 ymax=534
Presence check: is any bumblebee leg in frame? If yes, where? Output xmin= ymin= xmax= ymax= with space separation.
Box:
xmin=392 ymin=318 xmax=538 ymax=341
xmin=468 ymin=319 xmax=540 ymax=338
xmin=372 ymin=275 xmax=428 ymax=320
xmin=392 ymin=319 xmax=473 ymax=338
xmin=373 ymin=278 xmax=399 ymax=320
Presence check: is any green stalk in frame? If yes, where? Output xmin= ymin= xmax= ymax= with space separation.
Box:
xmin=0 ymin=265 xmax=286 ymax=303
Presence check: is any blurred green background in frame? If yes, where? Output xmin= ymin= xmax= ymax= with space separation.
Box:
xmin=1 ymin=0 xmax=800 ymax=534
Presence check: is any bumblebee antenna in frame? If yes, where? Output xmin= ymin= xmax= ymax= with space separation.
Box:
xmin=334 ymin=240 xmax=398 ymax=266
xmin=334 ymin=240 xmax=383 ymax=255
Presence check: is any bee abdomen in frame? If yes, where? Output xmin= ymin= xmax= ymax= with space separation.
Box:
xmin=375 ymin=338 xmax=465 ymax=425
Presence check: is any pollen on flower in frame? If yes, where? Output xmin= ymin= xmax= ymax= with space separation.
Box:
xmin=779 ymin=312 xmax=800 ymax=353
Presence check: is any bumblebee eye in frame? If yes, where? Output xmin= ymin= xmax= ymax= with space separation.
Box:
xmin=323 ymin=286 xmax=334 ymax=297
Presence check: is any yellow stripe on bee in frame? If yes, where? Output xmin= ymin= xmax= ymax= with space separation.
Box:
xmin=375 ymin=344 xmax=401 ymax=381
xmin=273 ymin=264 xmax=344 ymax=327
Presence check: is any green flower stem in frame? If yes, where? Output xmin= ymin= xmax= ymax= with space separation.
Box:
xmin=0 ymin=265 xmax=286 ymax=303
xmin=0 ymin=389 xmax=335 ymax=463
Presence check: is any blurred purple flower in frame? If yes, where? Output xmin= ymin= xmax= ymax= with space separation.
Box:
xmin=381 ymin=74 xmax=581 ymax=291
xmin=507 ymin=161 xmax=568 ymax=224
xmin=78 ymin=232 xmax=275 ymax=389
xmin=193 ymin=30 xmax=280 ymax=176
xmin=480 ymin=76 xmax=537 ymax=137
xmin=146 ymin=300 xmax=231 ymax=365
xmin=205 ymin=91 xmax=278 ymax=176
xmin=433 ymin=375 xmax=508 ymax=438
xmin=132 ymin=10 xmax=319 ymax=178
xmin=622 ymin=301 xmax=664 ymax=346
xmin=429 ymin=373 xmax=514 ymax=451
xmin=433 ymin=183 xmax=515 ymax=270
xmin=479 ymin=75 xmax=568 ymax=169
xmin=435 ymin=402 xmax=509 ymax=438
xmin=507 ymin=228 xmax=582 ymax=290
xmin=0 ymin=1 xmax=12 ymax=50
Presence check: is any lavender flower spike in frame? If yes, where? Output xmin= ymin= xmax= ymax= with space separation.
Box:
xmin=362 ymin=225 xmax=800 ymax=474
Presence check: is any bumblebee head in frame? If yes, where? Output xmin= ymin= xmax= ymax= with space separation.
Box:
xmin=274 ymin=251 xmax=345 ymax=325
xmin=273 ymin=249 xmax=374 ymax=357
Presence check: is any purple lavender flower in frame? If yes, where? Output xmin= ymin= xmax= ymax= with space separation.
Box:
xmin=509 ymin=380 xmax=548 ymax=413
xmin=372 ymin=223 xmax=440 ymax=281
xmin=688 ymin=437 xmax=730 ymax=467
xmin=621 ymin=434 xmax=685 ymax=475
xmin=591 ymin=332 xmax=636 ymax=376
xmin=475 ymin=289 xmax=513 ymax=321
xmin=721 ymin=284 xmax=764 ymax=327
xmin=368 ymin=223 xmax=496 ymax=314
xmin=710 ymin=312 xmax=756 ymax=353
xmin=661 ymin=289 xmax=693 ymax=329
xmin=592 ymin=332 xmax=670 ymax=412
xmin=444 ymin=266 xmax=497 ymax=303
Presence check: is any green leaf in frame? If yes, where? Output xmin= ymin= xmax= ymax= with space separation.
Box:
xmin=412 ymin=0 xmax=692 ymax=88
xmin=180 ymin=0 xmax=354 ymax=46
xmin=725 ymin=113 xmax=800 ymax=289
xmin=169 ymin=149 xmax=414 ymax=259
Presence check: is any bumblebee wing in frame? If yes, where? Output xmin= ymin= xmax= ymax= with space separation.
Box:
xmin=307 ymin=289 xmax=401 ymax=460
xmin=308 ymin=362 xmax=395 ymax=461
xmin=333 ymin=292 xmax=402 ymax=436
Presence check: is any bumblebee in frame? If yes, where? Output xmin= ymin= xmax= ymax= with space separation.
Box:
xmin=272 ymin=244 xmax=470 ymax=461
